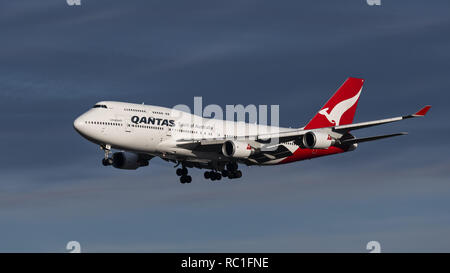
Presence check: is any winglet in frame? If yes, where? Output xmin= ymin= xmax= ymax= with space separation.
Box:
xmin=413 ymin=105 xmax=431 ymax=117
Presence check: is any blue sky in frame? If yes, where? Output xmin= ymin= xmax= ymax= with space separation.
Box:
xmin=0 ymin=0 xmax=449 ymax=252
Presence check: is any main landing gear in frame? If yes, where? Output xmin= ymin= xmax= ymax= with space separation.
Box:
xmin=224 ymin=162 xmax=242 ymax=179
xmin=204 ymin=171 xmax=222 ymax=181
xmin=204 ymin=162 xmax=242 ymax=181
xmin=203 ymin=170 xmax=242 ymax=181
xmin=176 ymin=166 xmax=192 ymax=184
xmin=174 ymin=161 xmax=242 ymax=184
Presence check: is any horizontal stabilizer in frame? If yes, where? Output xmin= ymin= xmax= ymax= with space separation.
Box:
xmin=341 ymin=132 xmax=408 ymax=144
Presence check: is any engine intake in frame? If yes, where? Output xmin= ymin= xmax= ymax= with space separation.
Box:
xmin=222 ymin=140 xmax=254 ymax=158
xmin=302 ymin=131 xmax=335 ymax=149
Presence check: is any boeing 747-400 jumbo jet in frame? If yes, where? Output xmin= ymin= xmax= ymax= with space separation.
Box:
xmin=73 ymin=78 xmax=430 ymax=183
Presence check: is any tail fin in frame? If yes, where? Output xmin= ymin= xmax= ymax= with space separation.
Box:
xmin=304 ymin=77 xmax=364 ymax=130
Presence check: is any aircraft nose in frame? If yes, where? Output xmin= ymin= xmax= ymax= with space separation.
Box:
xmin=73 ymin=116 xmax=85 ymax=133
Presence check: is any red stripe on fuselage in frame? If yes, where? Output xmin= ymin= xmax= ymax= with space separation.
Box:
xmin=279 ymin=146 xmax=346 ymax=164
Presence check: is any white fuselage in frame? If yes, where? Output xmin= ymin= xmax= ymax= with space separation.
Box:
xmin=73 ymin=101 xmax=299 ymax=165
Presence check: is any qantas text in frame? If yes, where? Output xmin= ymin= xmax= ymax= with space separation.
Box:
xmin=131 ymin=116 xmax=175 ymax=127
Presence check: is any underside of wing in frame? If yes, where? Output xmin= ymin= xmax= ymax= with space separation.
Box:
xmin=340 ymin=132 xmax=408 ymax=144
xmin=246 ymin=145 xmax=293 ymax=164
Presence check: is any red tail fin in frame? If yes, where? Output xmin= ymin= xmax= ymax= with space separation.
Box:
xmin=304 ymin=77 xmax=364 ymax=130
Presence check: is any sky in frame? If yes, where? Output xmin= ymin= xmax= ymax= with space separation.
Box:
xmin=0 ymin=0 xmax=449 ymax=252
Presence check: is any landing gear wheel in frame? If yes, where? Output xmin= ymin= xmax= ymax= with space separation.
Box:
xmin=226 ymin=162 xmax=238 ymax=172
xmin=102 ymin=158 xmax=109 ymax=166
xmin=102 ymin=158 xmax=112 ymax=166
xmin=221 ymin=170 xmax=229 ymax=177
xmin=226 ymin=170 xmax=242 ymax=179
xmin=210 ymin=173 xmax=217 ymax=181
xmin=204 ymin=171 xmax=224 ymax=181
xmin=177 ymin=166 xmax=189 ymax=177
xmin=209 ymin=172 xmax=221 ymax=181
xmin=180 ymin=175 xmax=192 ymax=184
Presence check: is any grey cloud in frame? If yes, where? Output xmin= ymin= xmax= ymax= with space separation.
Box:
xmin=0 ymin=0 xmax=449 ymax=252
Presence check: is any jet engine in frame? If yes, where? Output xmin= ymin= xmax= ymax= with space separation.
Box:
xmin=222 ymin=140 xmax=254 ymax=158
xmin=112 ymin=152 xmax=148 ymax=170
xmin=302 ymin=131 xmax=335 ymax=149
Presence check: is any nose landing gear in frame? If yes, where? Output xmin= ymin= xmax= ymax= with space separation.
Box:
xmin=101 ymin=144 xmax=113 ymax=166
xmin=102 ymin=158 xmax=113 ymax=166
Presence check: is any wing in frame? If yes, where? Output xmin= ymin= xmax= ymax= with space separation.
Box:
xmin=175 ymin=105 xmax=431 ymax=150
xmin=340 ymin=132 xmax=408 ymax=144
xmin=255 ymin=105 xmax=431 ymax=139
xmin=332 ymin=105 xmax=431 ymax=133
xmin=175 ymin=128 xmax=305 ymax=150
xmin=246 ymin=145 xmax=293 ymax=164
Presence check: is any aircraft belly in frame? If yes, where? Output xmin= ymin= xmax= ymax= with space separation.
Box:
xmin=161 ymin=147 xmax=226 ymax=161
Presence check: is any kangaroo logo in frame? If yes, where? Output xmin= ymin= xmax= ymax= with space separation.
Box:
xmin=318 ymin=89 xmax=362 ymax=126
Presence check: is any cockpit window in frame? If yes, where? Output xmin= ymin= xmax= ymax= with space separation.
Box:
xmin=93 ymin=104 xmax=107 ymax=109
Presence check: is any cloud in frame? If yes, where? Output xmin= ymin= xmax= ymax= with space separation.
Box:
xmin=0 ymin=0 xmax=449 ymax=252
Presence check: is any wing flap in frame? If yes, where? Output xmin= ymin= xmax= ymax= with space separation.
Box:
xmin=340 ymin=132 xmax=407 ymax=144
xmin=249 ymin=145 xmax=293 ymax=163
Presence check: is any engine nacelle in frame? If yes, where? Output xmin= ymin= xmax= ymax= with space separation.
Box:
xmin=112 ymin=152 xmax=147 ymax=170
xmin=222 ymin=140 xmax=254 ymax=158
xmin=302 ymin=131 xmax=335 ymax=149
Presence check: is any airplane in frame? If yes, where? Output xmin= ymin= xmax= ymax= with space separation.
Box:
xmin=73 ymin=77 xmax=431 ymax=184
